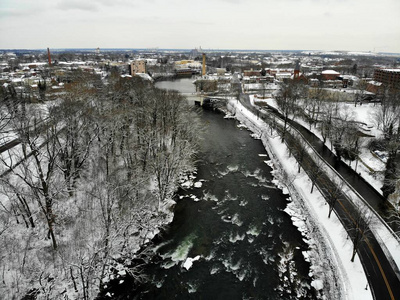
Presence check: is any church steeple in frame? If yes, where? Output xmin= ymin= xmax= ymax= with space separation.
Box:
xmin=294 ymin=60 xmax=300 ymax=79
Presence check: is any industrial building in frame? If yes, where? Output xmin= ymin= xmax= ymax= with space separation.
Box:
xmin=129 ymin=60 xmax=147 ymax=75
xmin=373 ymin=68 xmax=400 ymax=87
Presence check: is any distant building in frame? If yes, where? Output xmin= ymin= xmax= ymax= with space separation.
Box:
xmin=243 ymin=69 xmax=261 ymax=77
xmin=130 ymin=60 xmax=147 ymax=75
xmin=309 ymin=78 xmax=319 ymax=87
xmin=291 ymin=61 xmax=308 ymax=84
xmin=373 ymin=68 xmax=400 ymax=87
xmin=340 ymin=75 xmax=356 ymax=87
xmin=321 ymin=70 xmax=340 ymax=81
xmin=322 ymin=80 xmax=342 ymax=88
xmin=216 ymin=68 xmax=226 ymax=76
xmin=367 ymin=81 xmax=383 ymax=94
xmin=174 ymin=59 xmax=202 ymax=75
xmin=275 ymin=72 xmax=292 ymax=82
xmin=189 ymin=48 xmax=201 ymax=59
xmin=293 ymin=60 xmax=300 ymax=79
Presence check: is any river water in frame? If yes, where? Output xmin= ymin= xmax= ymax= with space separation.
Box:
xmin=125 ymin=79 xmax=318 ymax=299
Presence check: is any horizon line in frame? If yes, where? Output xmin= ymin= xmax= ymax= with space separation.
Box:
xmin=0 ymin=48 xmax=399 ymax=55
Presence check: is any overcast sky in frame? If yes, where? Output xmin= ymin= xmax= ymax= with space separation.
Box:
xmin=1 ymin=0 xmax=399 ymax=53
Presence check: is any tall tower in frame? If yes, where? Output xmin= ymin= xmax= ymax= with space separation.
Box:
xmin=294 ymin=60 xmax=300 ymax=79
xmin=202 ymin=53 xmax=206 ymax=76
xmin=47 ymin=48 xmax=52 ymax=67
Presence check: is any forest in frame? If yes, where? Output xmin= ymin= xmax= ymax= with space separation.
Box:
xmin=0 ymin=71 xmax=201 ymax=299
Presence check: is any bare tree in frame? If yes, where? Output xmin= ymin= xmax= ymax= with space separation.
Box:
xmin=51 ymin=80 xmax=100 ymax=195
xmin=0 ymin=100 xmax=64 ymax=250
xmin=319 ymin=100 xmax=339 ymax=146
xmin=306 ymin=153 xmax=326 ymax=194
xmin=387 ymin=181 xmax=400 ymax=235
xmin=354 ymin=80 xmax=368 ymax=107
xmin=0 ymin=72 xmax=201 ymax=297
xmin=323 ymin=180 xmax=345 ymax=218
xmin=0 ymin=85 xmax=15 ymax=141
xmin=372 ymin=87 xmax=400 ymax=140
xmin=276 ymin=81 xmax=305 ymax=142
xmin=292 ymin=137 xmax=308 ymax=173
xmin=348 ymin=204 xmax=372 ymax=262
xmin=303 ymin=86 xmax=327 ymax=129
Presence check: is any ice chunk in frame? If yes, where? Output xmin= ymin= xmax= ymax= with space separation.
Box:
xmin=311 ymin=279 xmax=324 ymax=290
xmin=194 ymin=181 xmax=203 ymax=188
xmin=183 ymin=255 xmax=201 ymax=270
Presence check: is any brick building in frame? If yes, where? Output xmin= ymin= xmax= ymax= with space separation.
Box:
xmin=243 ymin=69 xmax=261 ymax=77
xmin=373 ymin=69 xmax=400 ymax=87
xmin=321 ymin=70 xmax=340 ymax=81
xmin=130 ymin=60 xmax=147 ymax=75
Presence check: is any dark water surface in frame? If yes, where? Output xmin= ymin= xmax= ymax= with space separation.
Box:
xmin=127 ymin=80 xmax=318 ymax=299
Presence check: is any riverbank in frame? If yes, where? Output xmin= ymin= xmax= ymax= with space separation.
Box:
xmin=97 ymin=171 xmax=200 ymax=299
xmin=226 ymin=99 xmax=372 ymax=300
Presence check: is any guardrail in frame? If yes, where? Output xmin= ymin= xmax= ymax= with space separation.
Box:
xmin=248 ymin=101 xmax=400 ymax=281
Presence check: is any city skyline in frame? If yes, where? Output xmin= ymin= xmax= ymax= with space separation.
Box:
xmin=1 ymin=0 xmax=400 ymax=53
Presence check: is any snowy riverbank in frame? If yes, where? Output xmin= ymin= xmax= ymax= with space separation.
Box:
xmin=226 ymin=99 xmax=373 ymax=300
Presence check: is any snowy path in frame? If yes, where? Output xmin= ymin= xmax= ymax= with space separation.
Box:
xmin=228 ymin=98 xmax=400 ymax=300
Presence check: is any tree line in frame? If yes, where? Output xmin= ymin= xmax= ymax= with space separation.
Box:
xmin=276 ymin=81 xmax=400 ymax=201
xmin=0 ymin=71 xmax=201 ymax=299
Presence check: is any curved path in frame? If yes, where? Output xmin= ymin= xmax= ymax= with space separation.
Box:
xmin=239 ymin=93 xmax=394 ymax=230
xmin=236 ymin=93 xmax=400 ymax=300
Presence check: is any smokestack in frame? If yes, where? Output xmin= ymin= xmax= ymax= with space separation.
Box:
xmin=47 ymin=48 xmax=52 ymax=67
xmin=202 ymin=53 xmax=206 ymax=76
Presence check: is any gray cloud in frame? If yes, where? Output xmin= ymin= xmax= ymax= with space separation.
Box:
xmin=0 ymin=8 xmax=25 ymax=18
xmin=0 ymin=0 xmax=399 ymax=52
xmin=56 ymin=0 xmax=99 ymax=12
xmin=220 ymin=0 xmax=244 ymax=4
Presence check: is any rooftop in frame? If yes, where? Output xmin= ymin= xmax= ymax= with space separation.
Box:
xmin=321 ymin=70 xmax=340 ymax=75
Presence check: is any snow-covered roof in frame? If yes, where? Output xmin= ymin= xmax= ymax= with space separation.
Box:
xmin=379 ymin=69 xmax=400 ymax=73
xmin=136 ymin=73 xmax=154 ymax=82
xmin=321 ymin=70 xmax=340 ymax=75
xmin=341 ymin=75 xmax=359 ymax=81
xmin=368 ymin=81 xmax=383 ymax=86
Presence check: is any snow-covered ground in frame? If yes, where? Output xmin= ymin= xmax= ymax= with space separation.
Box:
xmin=249 ymin=95 xmax=387 ymax=197
xmin=225 ymin=98 xmax=393 ymax=300
xmin=0 ymin=99 xmax=199 ymax=298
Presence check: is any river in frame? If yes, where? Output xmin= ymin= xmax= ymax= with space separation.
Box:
xmin=120 ymin=79 xmax=318 ymax=299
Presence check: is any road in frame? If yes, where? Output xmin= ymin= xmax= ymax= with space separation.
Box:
xmin=236 ymin=93 xmax=400 ymax=300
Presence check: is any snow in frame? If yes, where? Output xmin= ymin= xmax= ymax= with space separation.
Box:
xmin=258 ymin=97 xmax=387 ymax=198
xmin=322 ymin=70 xmax=340 ymax=75
xmin=246 ymin=95 xmax=400 ymax=272
xmin=227 ymin=99 xmax=376 ymax=300
xmin=183 ymin=255 xmax=201 ymax=270
xmin=311 ymin=279 xmax=324 ymax=291
xmin=380 ymin=69 xmax=400 ymax=73
xmin=194 ymin=181 xmax=203 ymax=188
